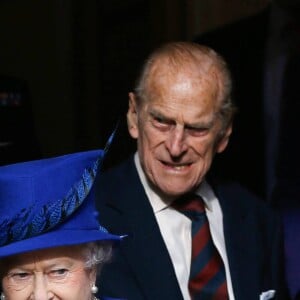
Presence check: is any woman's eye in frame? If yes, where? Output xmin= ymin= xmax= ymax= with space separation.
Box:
xmin=9 ymin=272 xmax=30 ymax=282
xmin=49 ymin=269 xmax=69 ymax=278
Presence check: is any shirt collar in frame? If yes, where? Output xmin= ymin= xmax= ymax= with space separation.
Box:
xmin=134 ymin=153 xmax=215 ymax=213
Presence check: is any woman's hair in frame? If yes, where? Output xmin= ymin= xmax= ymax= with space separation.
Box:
xmin=82 ymin=241 xmax=113 ymax=272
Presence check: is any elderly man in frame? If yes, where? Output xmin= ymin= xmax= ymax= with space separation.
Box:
xmin=96 ymin=42 xmax=288 ymax=300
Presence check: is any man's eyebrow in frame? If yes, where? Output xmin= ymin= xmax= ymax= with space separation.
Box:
xmin=149 ymin=109 xmax=171 ymax=121
xmin=149 ymin=108 xmax=217 ymax=128
xmin=185 ymin=119 xmax=214 ymax=129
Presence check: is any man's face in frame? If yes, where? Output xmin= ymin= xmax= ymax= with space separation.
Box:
xmin=127 ymin=66 xmax=231 ymax=197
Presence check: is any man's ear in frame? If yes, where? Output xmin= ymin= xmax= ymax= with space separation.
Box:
xmin=127 ymin=92 xmax=139 ymax=139
xmin=216 ymin=124 xmax=232 ymax=154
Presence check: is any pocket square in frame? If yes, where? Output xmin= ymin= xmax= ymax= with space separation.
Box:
xmin=259 ymin=290 xmax=276 ymax=300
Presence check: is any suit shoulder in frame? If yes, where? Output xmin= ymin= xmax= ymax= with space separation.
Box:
xmin=99 ymin=156 xmax=135 ymax=182
xmin=213 ymin=179 xmax=278 ymax=217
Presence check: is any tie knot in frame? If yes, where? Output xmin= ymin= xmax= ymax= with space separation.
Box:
xmin=172 ymin=194 xmax=205 ymax=218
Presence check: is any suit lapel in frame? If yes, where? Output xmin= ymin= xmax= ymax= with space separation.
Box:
xmin=214 ymin=182 xmax=262 ymax=300
xmin=103 ymin=158 xmax=183 ymax=300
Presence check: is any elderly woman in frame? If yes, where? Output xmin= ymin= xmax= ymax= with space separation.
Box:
xmin=0 ymin=149 xmax=125 ymax=300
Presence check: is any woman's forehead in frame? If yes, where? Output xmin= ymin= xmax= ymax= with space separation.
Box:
xmin=3 ymin=246 xmax=86 ymax=268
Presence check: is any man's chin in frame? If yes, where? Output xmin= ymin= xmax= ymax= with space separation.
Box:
xmin=158 ymin=185 xmax=196 ymax=198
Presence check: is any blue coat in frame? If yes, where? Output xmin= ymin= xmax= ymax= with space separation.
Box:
xmin=96 ymin=156 xmax=288 ymax=299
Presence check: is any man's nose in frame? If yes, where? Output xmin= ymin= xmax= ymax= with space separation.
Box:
xmin=165 ymin=126 xmax=187 ymax=157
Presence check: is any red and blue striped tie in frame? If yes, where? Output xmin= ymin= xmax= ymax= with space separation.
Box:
xmin=173 ymin=194 xmax=228 ymax=300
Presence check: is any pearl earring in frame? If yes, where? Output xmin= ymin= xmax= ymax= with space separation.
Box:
xmin=0 ymin=293 xmax=5 ymax=300
xmin=91 ymin=284 xmax=98 ymax=294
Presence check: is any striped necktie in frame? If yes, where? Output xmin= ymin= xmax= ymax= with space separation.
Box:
xmin=173 ymin=194 xmax=228 ymax=300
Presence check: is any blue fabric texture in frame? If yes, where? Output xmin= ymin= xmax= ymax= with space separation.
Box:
xmin=0 ymin=146 xmax=122 ymax=258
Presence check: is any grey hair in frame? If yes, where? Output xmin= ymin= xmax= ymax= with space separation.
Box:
xmin=82 ymin=242 xmax=113 ymax=273
xmin=133 ymin=41 xmax=237 ymax=135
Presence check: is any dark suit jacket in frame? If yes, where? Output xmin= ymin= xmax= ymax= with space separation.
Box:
xmin=194 ymin=7 xmax=270 ymax=199
xmin=95 ymin=156 xmax=288 ymax=300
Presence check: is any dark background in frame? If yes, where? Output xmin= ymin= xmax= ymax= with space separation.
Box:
xmin=0 ymin=0 xmax=269 ymax=166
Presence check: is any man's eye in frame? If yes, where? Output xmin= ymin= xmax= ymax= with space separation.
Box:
xmin=154 ymin=116 xmax=166 ymax=124
xmin=152 ymin=116 xmax=172 ymax=128
xmin=186 ymin=126 xmax=209 ymax=136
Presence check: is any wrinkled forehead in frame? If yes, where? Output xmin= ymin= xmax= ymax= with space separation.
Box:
xmin=145 ymin=57 xmax=222 ymax=104
xmin=152 ymin=50 xmax=219 ymax=76
xmin=1 ymin=245 xmax=86 ymax=270
xmin=148 ymin=52 xmax=221 ymax=88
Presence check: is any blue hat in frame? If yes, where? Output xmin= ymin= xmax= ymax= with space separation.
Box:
xmin=0 ymin=149 xmax=122 ymax=258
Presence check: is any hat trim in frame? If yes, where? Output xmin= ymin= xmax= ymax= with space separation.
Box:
xmin=0 ymin=228 xmax=122 ymax=258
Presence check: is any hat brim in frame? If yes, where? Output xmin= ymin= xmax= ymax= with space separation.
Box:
xmin=0 ymin=229 xmax=122 ymax=258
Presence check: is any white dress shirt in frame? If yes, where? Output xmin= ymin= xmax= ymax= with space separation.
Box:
xmin=134 ymin=153 xmax=235 ymax=300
